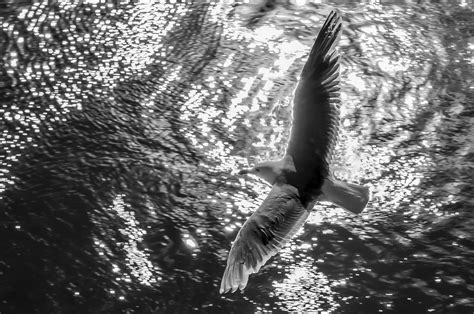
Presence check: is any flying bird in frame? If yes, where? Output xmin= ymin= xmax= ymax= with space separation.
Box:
xmin=220 ymin=10 xmax=370 ymax=294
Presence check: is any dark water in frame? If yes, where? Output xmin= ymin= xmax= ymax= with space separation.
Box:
xmin=1 ymin=1 xmax=473 ymax=313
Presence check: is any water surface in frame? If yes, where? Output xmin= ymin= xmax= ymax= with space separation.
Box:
xmin=0 ymin=1 xmax=473 ymax=313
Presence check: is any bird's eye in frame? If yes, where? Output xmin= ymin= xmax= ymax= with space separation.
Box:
xmin=256 ymin=168 xmax=260 ymax=172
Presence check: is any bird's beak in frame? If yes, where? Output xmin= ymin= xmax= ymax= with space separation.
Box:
xmin=238 ymin=169 xmax=250 ymax=175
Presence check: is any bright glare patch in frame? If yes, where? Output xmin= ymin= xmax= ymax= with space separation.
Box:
xmin=182 ymin=233 xmax=198 ymax=250
xmin=346 ymin=72 xmax=366 ymax=91
xmin=292 ymin=0 xmax=308 ymax=5
xmin=376 ymin=56 xmax=408 ymax=73
xmin=286 ymin=266 xmax=309 ymax=281
xmin=254 ymin=25 xmax=283 ymax=42
xmin=307 ymin=205 xmax=348 ymax=226
xmin=273 ymin=262 xmax=339 ymax=312
xmin=108 ymin=194 xmax=159 ymax=286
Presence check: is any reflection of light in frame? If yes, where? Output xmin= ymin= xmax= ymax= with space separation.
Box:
xmin=298 ymin=242 xmax=311 ymax=250
xmin=235 ymin=196 xmax=261 ymax=215
xmin=286 ymin=266 xmax=308 ymax=281
xmin=158 ymin=65 xmax=183 ymax=93
xmin=306 ymin=205 xmax=350 ymax=226
xmin=184 ymin=238 xmax=197 ymax=249
xmin=107 ymin=194 xmax=159 ymax=286
xmin=112 ymin=264 xmax=120 ymax=273
xmin=346 ymin=72 xmax=366 ymax=91
xmin=278 ymin=40 xmax=307 ymax=61
xmin=377 ymin=56 xmax=408 ymax=73
xmin=273 ymin=262 xmax=339 ymax=312
xmin=226 ymin=76 xmax=257 ymax=122
xmin=361 ymin=24 xmax=378 ymax=35
xmin=182 ymin=233 xmax=198 ymax=250
xmin=222 ymin=52 xmax=236 ymax=68
xmin=292 ymin=0 xmax=307 ymax=5
xmin=331 ymin=278 xmax=347 ymax=287
xmin=254 ymin=25 xmax=283 ymax=42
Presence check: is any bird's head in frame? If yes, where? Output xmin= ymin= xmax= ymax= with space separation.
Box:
xmin=238 ymin=160 xmax=281 ymax=185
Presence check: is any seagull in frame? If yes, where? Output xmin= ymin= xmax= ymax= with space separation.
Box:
xmin=220 ymin=10 xmax=370 ymax=294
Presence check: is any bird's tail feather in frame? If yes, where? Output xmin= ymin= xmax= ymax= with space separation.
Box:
xmin=321 ymin=179 xmax=370 ymax=214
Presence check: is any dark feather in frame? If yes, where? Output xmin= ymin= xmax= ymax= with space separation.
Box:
xmin=286 ymin=10 xmax=342 ymax=197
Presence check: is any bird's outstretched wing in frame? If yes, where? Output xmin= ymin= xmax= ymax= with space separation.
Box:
xmin=286 ymin=10 xmax=342 ymax=190
xmin=220 ymin=184 xmax=309 ymax=293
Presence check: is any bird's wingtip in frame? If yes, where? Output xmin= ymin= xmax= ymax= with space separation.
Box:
xmin=219 ymin=282 xmax=246 ymax=295
xmin=219 ymin=262 xmax=252 ymax=294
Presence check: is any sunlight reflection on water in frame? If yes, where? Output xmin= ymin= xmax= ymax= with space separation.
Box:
xmin=1 ymin=1 xmax=472 ymax=312
xmin=108 ymin=194 xmax=158 ymax=286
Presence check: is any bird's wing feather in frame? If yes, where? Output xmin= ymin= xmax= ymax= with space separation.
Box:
xmin=220 ymin=184 xmax=309 ymax=293
xmin=285 ymin=10 xmax=342 ymax=189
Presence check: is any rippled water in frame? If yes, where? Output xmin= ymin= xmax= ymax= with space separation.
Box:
xmin=1 ymin=1 xmax=473 ymax=313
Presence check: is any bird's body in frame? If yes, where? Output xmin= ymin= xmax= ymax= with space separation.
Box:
xmin=220 ymin=10 xmax=370 ymax=294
